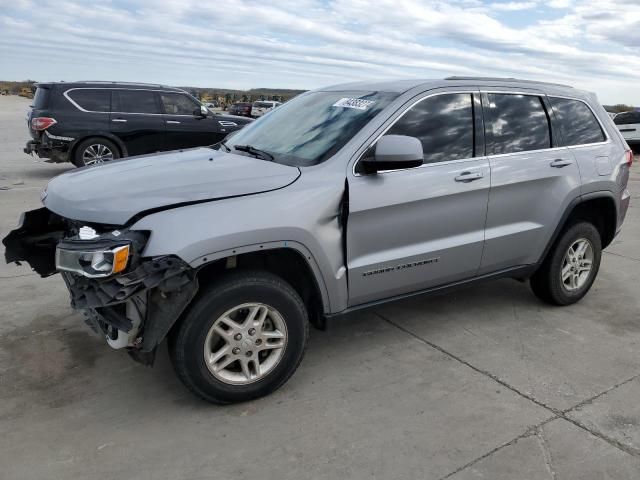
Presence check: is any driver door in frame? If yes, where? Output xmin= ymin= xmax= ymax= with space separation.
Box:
xmin=160 ymin=92 xmax=225 ymax=150
xmin=347 ymin=91 xmax=490 ymax=306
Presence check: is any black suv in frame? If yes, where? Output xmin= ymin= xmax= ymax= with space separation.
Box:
xmin=24 ymin=82 xmax=253 ymax=167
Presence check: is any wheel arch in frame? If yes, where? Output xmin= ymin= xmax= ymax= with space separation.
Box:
xmin=69 ymin=133 xmax=128 ymax=161
xmin=539 ymin=191 xmax=618 ymax=265
xmin=193 ymin=242 xmax=331 ymax=319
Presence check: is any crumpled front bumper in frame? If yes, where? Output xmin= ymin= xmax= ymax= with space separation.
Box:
xmin=3 ymin=208 xmax=199 ymax=364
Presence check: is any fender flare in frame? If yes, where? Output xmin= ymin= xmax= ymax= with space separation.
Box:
xmin=191 ymin=240 xmax=333 ymax=313
xmin=537 ymin=190 xmax=617 ymax=265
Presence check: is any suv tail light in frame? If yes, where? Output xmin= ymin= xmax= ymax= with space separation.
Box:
xmin=31 ymin=117 xmax=57 ymax=131
xmin=625 ymin=149 xmax=634 ymax=167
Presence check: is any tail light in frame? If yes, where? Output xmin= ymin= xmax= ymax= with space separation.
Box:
xmin=625 ymin=149 xmax=633 ymax=167
xmin=31 ymin=117 xmax=57 ymax=131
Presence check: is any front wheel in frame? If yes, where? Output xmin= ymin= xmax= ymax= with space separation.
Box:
xmin=530 ymin=221 xmax=602 ymax=306
xmin=169 ymin=271 xmax=309 ymax=404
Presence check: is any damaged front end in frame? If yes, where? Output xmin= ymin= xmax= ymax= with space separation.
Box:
xmin=3 ymin=208 xmax=198 ymax=365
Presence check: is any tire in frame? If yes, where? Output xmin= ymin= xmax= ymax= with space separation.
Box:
xmin=72 ymin=137 xmax=120 ymax=167
xmin=169 ymin=271 xmax=309 ymax=404
xmin=530 ymin=221 xmax=602 ymax=306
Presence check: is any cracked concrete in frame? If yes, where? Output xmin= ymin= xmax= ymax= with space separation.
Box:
xmin=1 ymin=95 xmax=640 ymax=479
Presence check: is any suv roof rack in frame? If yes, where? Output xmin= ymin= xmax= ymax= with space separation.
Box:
xmin=444 ymin=76 xmax=573 ymax=88
xmin=74 ymin=81 xmax=173 ymax=88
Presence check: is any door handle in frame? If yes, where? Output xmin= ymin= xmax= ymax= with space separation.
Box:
xmin=111 ymin=118 xmax=127 ymax=123
xmin=454 ymin=171 xmax=484 ymax=182
xmin=550 ymin=159 xmax=573 ymax=168
xmin=166 ymin=120 xmax=181 ymax=124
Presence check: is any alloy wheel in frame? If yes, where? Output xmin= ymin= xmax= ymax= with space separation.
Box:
xmin=203 ymin=303 xmax=288 ymax=385
xmin=561 ymin=238 xmax=594 ymax=291
xmin=82 ymin=143 xmax=114 ymax=165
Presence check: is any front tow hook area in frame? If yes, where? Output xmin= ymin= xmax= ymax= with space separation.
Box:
xmin=2 ymin=207 xmax=66 ymax=277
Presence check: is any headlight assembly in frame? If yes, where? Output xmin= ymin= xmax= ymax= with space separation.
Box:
xmin=56 ymin=243 xmax=131 ymax=278
xmin=55 ymin=228 xmax=148 ymax=279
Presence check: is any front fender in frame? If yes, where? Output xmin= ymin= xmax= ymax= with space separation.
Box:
xmin=130 ymin=181 xmax=349 ymax=313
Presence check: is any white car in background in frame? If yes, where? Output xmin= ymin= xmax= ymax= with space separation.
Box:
xmin=614 ymin=110 xmax=640 ymax=152
xmin=251 ymin=100 xmax=281 ymax=118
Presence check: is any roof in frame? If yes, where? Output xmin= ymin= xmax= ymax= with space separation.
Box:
xmin=319 ymin=76 xmax=581 ymax=97
xmin=35 ymin=81 xmax=185 ymax=92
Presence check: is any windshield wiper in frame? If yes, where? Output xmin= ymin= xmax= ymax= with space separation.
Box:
xmin=233 ymin=144 xmax=274 ymax=162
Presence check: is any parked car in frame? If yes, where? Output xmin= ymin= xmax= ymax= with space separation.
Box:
xmin=227 ymin=102 xmax=253 ymax=117
xmin=4 ymin=77 xmax=632 ymax=404
xmin=24 ymin=82 xmax=253 ymax=167
xmin=613 ymin=110 xmax=640 ymax=152
xmin=251 ymin=100 xmax=282 ymax=118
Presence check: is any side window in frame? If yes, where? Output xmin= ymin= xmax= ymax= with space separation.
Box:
xmin=550 ymin=97 xmax=605 ymax=145
xmin=67 ymin=89 xmax=111 ymax=112
xmin=160 ymin=92 xmax=200 ymax=115
xmin=385 ymin=93 xmax=474 ymax=164
xmin=614 ymin=111 xmax=640 ymax=125
xmin=112 ymin=90 xmax=161 ymax=114
xmin=485 ymin=94 xmax=551 ymax=155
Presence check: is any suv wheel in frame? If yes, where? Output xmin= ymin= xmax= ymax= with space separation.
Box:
xmin=530 ymin=221 xmax=602 ymax=306
xmin=169 ymin=271 xmax=309 ymax=404
xmin=73 ymin=137 xmax=120 ymax=167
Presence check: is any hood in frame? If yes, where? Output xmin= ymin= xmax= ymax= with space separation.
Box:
xmin=43 ymin=148 xmax=300 ymax=225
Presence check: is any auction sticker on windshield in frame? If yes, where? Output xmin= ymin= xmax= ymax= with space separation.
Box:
xmin=332 ymin=98 xmax=375 ymax=110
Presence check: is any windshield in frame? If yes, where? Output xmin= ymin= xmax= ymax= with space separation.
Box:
xmin=222 ymin=90 xmax=398 ymax=166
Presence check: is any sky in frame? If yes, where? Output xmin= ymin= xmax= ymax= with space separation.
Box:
xmin=0 ymin=0 xmax=638 ymax=105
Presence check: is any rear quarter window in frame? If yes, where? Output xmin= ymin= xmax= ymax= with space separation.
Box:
xmin=549 ymin=97 xmax=605 ymax=146
xmin=66 ymin=89 xmax=111 ymax=112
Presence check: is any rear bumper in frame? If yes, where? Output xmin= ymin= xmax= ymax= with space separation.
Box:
xmin=24 ymin=132 xmax=71 ymax=163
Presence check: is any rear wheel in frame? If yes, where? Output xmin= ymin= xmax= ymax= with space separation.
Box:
xmin=530 ymin=221 xmax=602 ymax=305
xmin=169 ymin=271 xmax=309 ymax=404
xmin=72 ymin=137 xmax=120 ymax=167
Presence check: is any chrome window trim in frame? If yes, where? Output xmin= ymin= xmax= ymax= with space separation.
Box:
xmin=63 ymin=87 xmax=197 ymax=116
xmin=351 ymin=90 xmax=478 ymax=177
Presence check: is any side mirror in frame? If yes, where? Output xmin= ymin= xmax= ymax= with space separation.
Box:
xmin=194 ymin=105 xmax=208 ymax=117
xmin=360 ymin=135 xmax=424 ymax=174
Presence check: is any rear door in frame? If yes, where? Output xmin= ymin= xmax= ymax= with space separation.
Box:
xmin=614 ymin=111 xmax=640 ymax=145
xmin=160 ymin=92 xmax=226 ymax=149
xmin=110 ymin=89 xmax=165 ymax=156
xmin=347 ymin=90 xmax=490 ymax=306
xmin=478 ymin=91 xmax=581 ymax=273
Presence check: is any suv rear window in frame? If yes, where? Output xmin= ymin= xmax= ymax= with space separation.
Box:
xmin=614 ymin=111 xmax=640 ymax=125
xmin=32 ymin=87 xmax=50 ymax=109
xmin=254 ymin=102 xmax=273 ymax=108
xmin=67 ymin=89 xmax=111 ymax=112
xmin=485 ymin=94 xmax=551 ymax=155
xmin=112 ymin=90 xmax=161 ymax=114
xmin=549 ymin=97 xmax=605 ymax=146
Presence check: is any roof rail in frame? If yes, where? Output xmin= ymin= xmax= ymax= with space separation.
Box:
xmin=444 ymin=76 xmax=573 ymax=88
xmin=74 ymin=81 xmax=171 ymax=88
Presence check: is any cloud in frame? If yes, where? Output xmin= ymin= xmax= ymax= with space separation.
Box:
xmin=0 ymin=0 xmax=638 ymax=104
xmin=489 ymin=1 xmax=538 ymax=11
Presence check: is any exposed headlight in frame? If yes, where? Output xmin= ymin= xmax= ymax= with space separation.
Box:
xmin=56 ymin=244 xmax=130 ymax=278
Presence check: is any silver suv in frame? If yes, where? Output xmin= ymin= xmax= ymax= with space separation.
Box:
xmin=4 ymin=77 xmax=633 ymax=404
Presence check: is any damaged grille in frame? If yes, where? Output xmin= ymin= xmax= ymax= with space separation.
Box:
xmin=61 ymin=255 xmax=193 ymax=309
